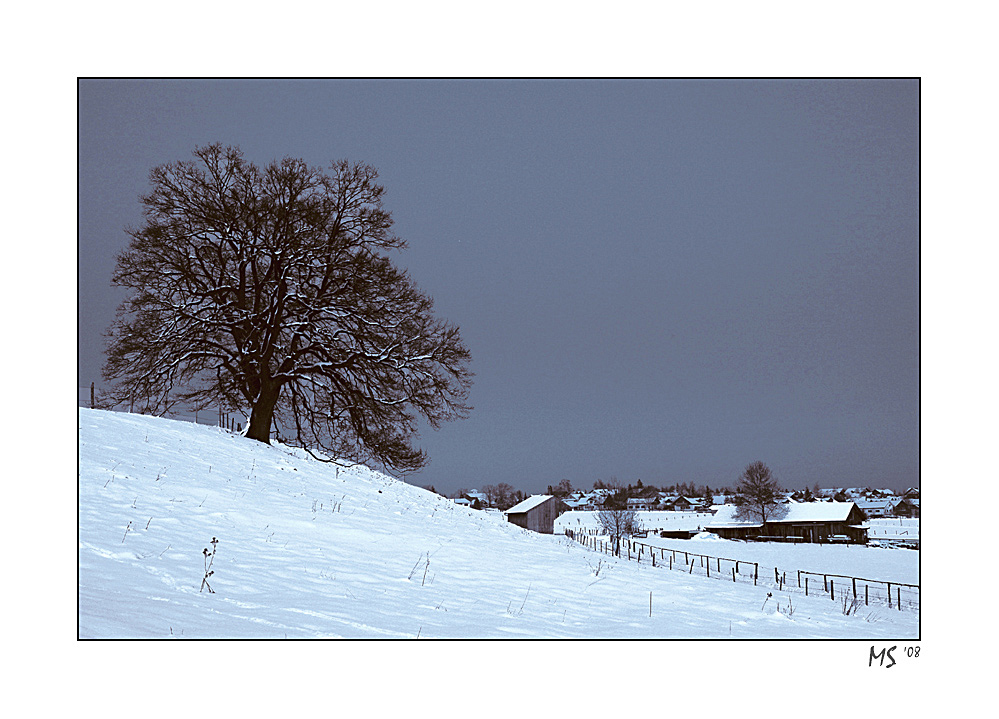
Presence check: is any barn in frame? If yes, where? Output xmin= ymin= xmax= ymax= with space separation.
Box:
xmin=505 ymin=495 xmax=567 ymax=534
xmin=705 ymin=502 xmax=868 ymax=544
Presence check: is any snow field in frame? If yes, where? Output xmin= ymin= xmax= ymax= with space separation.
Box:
xmin=79 ymin=409 xmax=918 ymax=639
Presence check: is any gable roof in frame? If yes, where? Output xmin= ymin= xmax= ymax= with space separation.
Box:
xmin=855 ymin=498 xmax=893 ymax=509
xmin=707 ymin=502 xmax=860 ymax=528
xmin=505 ymin=494 xmax=555 ymax=514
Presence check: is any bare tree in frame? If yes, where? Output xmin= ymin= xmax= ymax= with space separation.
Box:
xmin=733 ymin=461 xmax=787 ymax=523
xmin=102 ymin=144 xmax=473 ymax=474
xmin=494 ymin=482 xmax=517 ymax=510
xmin=596 ymin=509 xmax=642 ymax=557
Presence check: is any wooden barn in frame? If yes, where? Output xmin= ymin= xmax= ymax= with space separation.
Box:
xmin=705 ymin=502 xmax=868 ymax=544
xmin=505 ymin=495 xmax=567 ymax=534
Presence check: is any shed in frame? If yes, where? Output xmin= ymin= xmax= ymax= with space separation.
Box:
xmin=705 ymin=502 xmax=868 ymax=544
xmin=505 ymin=494 xmax=567 ymax=534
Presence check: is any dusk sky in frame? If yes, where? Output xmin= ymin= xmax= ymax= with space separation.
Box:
xmin=78 ymin=79 xmax=919 ymax=495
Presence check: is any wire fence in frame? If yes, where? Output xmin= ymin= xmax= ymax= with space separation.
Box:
xmin=79 ymin=385 xmax=251 ymax=434
xmin=564 ymin=529 xmax=919 ymax=613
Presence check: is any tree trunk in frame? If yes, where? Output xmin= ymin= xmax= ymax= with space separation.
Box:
xmin=246 ymin=382 xmax=280 ymax=443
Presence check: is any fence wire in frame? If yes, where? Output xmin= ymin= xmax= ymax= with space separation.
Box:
xmin=79 ymin=387 xmax=253 ymax=433
xmin=565 ymin=530 xmax=919 ymax=613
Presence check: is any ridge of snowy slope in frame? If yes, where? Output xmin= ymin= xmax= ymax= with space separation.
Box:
xmin=78 ymin=409 xmax=917 ymax=639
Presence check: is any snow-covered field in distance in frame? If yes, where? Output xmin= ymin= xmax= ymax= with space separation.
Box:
xmin=556 ymin=511 xmax=919 ymax=585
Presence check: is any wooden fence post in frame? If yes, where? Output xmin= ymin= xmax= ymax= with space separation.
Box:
xmin=754 ymin=563 xmax=758 ymax=585
xmin=805 ymin=577 xmax=809 ymax=596
xmin=732 ymin=567 xmax=736 ymax=582
xmin=831 ymin=580 xmax=835 ymax=600
xmin=90 ymin=382 xmax=95 ymax=409
xmin=887 ymin=582 xmax=892 ymax=608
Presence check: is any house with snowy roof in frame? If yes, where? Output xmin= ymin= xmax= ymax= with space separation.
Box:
xmin=626 ymin=497 xmax=655 ymax=511
xmin=705 ymin=502 xmax=868 ymax=544
xmin=463 ymin=490 xmax=489 ymax=507
xmin=504 ymin=495 xmax=567 ymax=534
xmin=665 ymin=496 xmax=703 ymax=511
xmin=563 ymin=495 xmax=590 ymax=510
xmin=855 ymin=498 xmax=895 ymax=518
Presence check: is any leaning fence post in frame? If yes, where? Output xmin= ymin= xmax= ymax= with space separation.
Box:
xmin=732 ymin=567 xmax=736 ymax=582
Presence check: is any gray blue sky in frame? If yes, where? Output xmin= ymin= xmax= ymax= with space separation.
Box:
xmin=78 ymin=79 xmax=919 ymax=494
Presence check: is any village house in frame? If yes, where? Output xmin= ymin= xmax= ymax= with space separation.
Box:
xmin=705 ymin=502 xmax=868 ymax=544
xmin=855 ymin=498 xmax=895 ymax=518
xmin=504 ymin=495 xmax=568 ymax=534
xmin=893 ymin=497 xmax=920 ymax=517
xmin=562 ymin=495 xmax=590 ymax=510
xmin=463 ymin=489 xmax=489 ymax=507
xmin=626 ymin=497 xmax=654 ymax=511
xmin=665 ymin=496 xmax=703 ymax=511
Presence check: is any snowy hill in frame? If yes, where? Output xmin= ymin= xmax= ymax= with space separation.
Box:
xmin=79 ymin=409 xmax=917 ymax=639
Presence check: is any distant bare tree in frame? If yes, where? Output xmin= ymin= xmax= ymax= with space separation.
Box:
xmin=495 ymin=482 xmax=517 ymax=510
xmin=596 ymin=509 xmax=642 ymax=557
xmin=733 ymin=461 xmax=787 ymax=523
